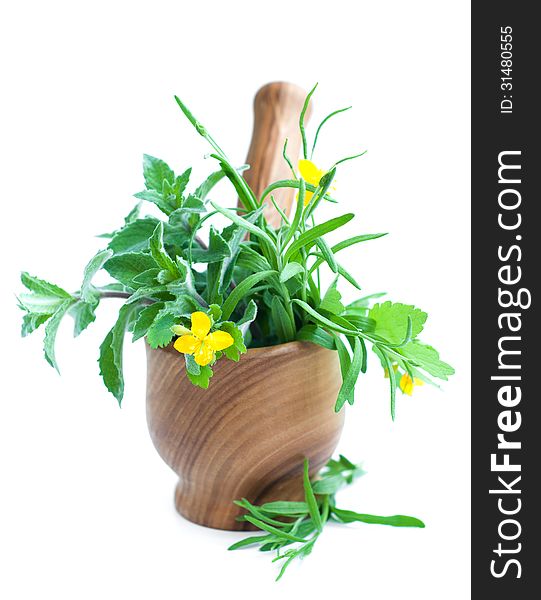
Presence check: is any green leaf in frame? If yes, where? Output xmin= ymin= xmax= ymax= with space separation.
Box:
xmin=103 ymin=252 xmax=159 ymax=288
xmin=80 ymin=249 xmax=113 ymax=303
xmin=300 ymin=83 xmax=318 ymax=159
xmin=210 ymin=202 xmax=276 ymax=249
xmin=228 ymin=535 xmax=275 ymax=551
xmin=108 ymin=218 xmax=160 ymax=254
xmin=303 ymin=459 xmax=323 ymax=532
xmin=284 ymin=213 xmax=354 ymax=263
xmin=133 ymin=190 xmax=171 ymax=215
xmin=296 ymin=325 xmax=335 ymax=350
xmin=143 ymin=154 xmax=175 ymax=192
xmin=21 ymin=272 xmax=71 ymax=298
xmin=149 ymin=222 xmax=180 ymax=278
xmin=44 ymin=300 xmax=75 ymax=372
xmin=132 ymin=302 xmax=164 ymax=342
xmin=243 ymin=516 xmax=307 ymax=542
xmin=219 ymin=321 xmax=247 ymax=361
xmin=315 ymin=238 xmax=337 ymax=273
xmin=279 ymin=262 xmax=304 ymax=283
xmin=146 ymin=309 xmax=177 ymax=348
xmin=270 ymin=296 xmax=296 ymax=343
xmin=292 ymin=300 xmax=358 ymax=336
xmin=70 ymin=300 xmax=98 ymax=337
xmin=98 ymin=304 xmax=134 ymax=404
xmin=21 ymin=313 xmax=51 ymax=337
xmin=236 ymin=299 xmax=258 ymax=327
xmin=195 ymin=169 xmax=226 ymax=200
xmin=368 ymin=301 xmax=427 ymax=345
xmin=186 ymin=364 xmax=213 ymax=389
xmin=319 ymin=279 xmax=344 ymax=315
xmin=399 ymin=341 xmax=455 ymax=380
xmin=377 ymin=347 xmax=397 ymax=420
xmin=18 ymin=293 xmax=67 ymax=315
xmin=331 ymin=508 xmax=425 ymax=528
xmin=191 ymin=226 xmax=231 ymax=263
xmin=334 ymin=337 xmax=363 ymax=411
xmin=259 ymin=501 xmax=309 ymax=516
xmin=221 ymin=270 xmax=276 ymax=321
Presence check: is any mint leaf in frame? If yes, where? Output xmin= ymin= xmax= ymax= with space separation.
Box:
xmin=132 ymin=302 xmax=164 ymax=342
xmin=368 ymin=301 xmax=427 ymax=344
xmin=81 ymin=249 xmax=112 ymax=303
xmin=44 ymin=300 xmax=75 ymax=372
xmin=399 ymin=341 xmax=454 ymax=380
xmin=70 ymin=300 xmax=98 ymax=337
xmin=146 ymin=309 xmax=177 ymax=348
xmin=143 ymin=154 xmax=175 ymax=192
xmin=149 ymin=222 xmax=180 ymax=279
xmin=21 ymin=272 xmax=71 ymax=298
xmin=103 ymin=252 xmax=159 ymax=288
xmin=133 ymin=190 xmax=172 ymax=215
xmin=21 ymin=313 xmax=51 ymax=337
xmin=108 ymin=218 xmax=160 ymax=254
xmin=98 ymin=304 xmax=133 ymax=404
xmin=191 ymin=226 xmax=231 ymax=263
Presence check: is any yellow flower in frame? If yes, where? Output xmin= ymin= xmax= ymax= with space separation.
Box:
xmin=399 ymin=373 xmax=424 ymax=396
xmin=298 ymin=159 xmax=328 ymax=206
xmin=173 ymin=311 xmax=234 ymax=366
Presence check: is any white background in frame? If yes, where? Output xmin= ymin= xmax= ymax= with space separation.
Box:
xmin=0 ymin=1 xmax=470 ymax=598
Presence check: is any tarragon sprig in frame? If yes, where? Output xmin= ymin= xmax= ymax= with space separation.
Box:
xmin=229 ymin=455 xmax=425 ymax=580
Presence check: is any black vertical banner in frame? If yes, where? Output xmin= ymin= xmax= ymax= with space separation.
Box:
xmin=472 ymin=2 xmax=539 ymax=597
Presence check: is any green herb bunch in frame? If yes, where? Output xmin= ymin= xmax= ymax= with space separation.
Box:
xmin=230 ymin=455 xmax=425 ymax=580
xmin=18 ymin=85 xmax=454 ymax=417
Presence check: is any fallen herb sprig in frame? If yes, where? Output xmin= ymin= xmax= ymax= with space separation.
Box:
xmin=229 ymin=455 xmax=425 ymax=580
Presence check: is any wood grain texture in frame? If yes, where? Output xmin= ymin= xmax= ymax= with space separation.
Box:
xmin=146 ymin=341 xmax=344 ymax=530
xmin=242 ymin=81 xmax=312 ymax=227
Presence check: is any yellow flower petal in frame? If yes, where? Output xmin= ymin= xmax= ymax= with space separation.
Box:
xmin=173 ymin=335 xmax=200 ymax=355
xmin=298 ymin=159 xmax=325 ymax=186
xmin=399 ymin=373 xmax=418 ymax=396
xmin=206 ymin=330 xmax=234 ymax=352
xmin=190 ymin=311 xmax=211 ymax=340
xmin=194 ymin=342 xmax=214 ymax=366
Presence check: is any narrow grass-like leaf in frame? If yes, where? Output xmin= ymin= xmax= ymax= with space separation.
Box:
xmin=221 ymin=270 xmax=276 ymax=321
xmin=335 ymin=337 xmax=362 ymax=411
xmin=332 ymin=508 xmax=425 ymax=528
xmin=284 ymin=213 xmax=354 ymax=263
xmin=300 ymin=83 xmax=318 ymax=159
xmin=310 ymin=106 xmax=352 ymax=158
xmin=303 ymin=459 xmax=322 ymax=532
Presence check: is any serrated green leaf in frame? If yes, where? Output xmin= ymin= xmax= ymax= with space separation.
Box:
xmin=103 ymin=252 xmax=159 ymax=288
xmin=149 ymin=222 xmax=180 ymax=279
xmin=131 ymin=302 xmax=164 ymax=342
xmin=108 ymin=218 xmax=160 ymax=254
xmin=319 ymin=279 xmax=344 ymax=315
xmin=81 ymin=249 xmax=112 ymax=303
xmin=21 ymin=272 xmax=71 ymax=298
xmin=191 ymin=226 xmax=231 ymax=263
xmin=70 ymin=300 xmax=98 ymax=337
xmin=143 ymin=154 xmax=175 ymax=192
xmin=98 ymin=304 xmax=134 ymax=404
xmin=146 ymin=310 xmax=177 ymax=348
xmin=44 ymin=300 xmax=74 ymax=372
xmin=399 ymin=341 xmax=455 ymax=380
xmin=21 ymin=313 xmax=51 ymax=337
xmin=368 ymin=301 xmax=427 ymax=345
xmin=186 ymin=363 xmax=213 ymax=388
